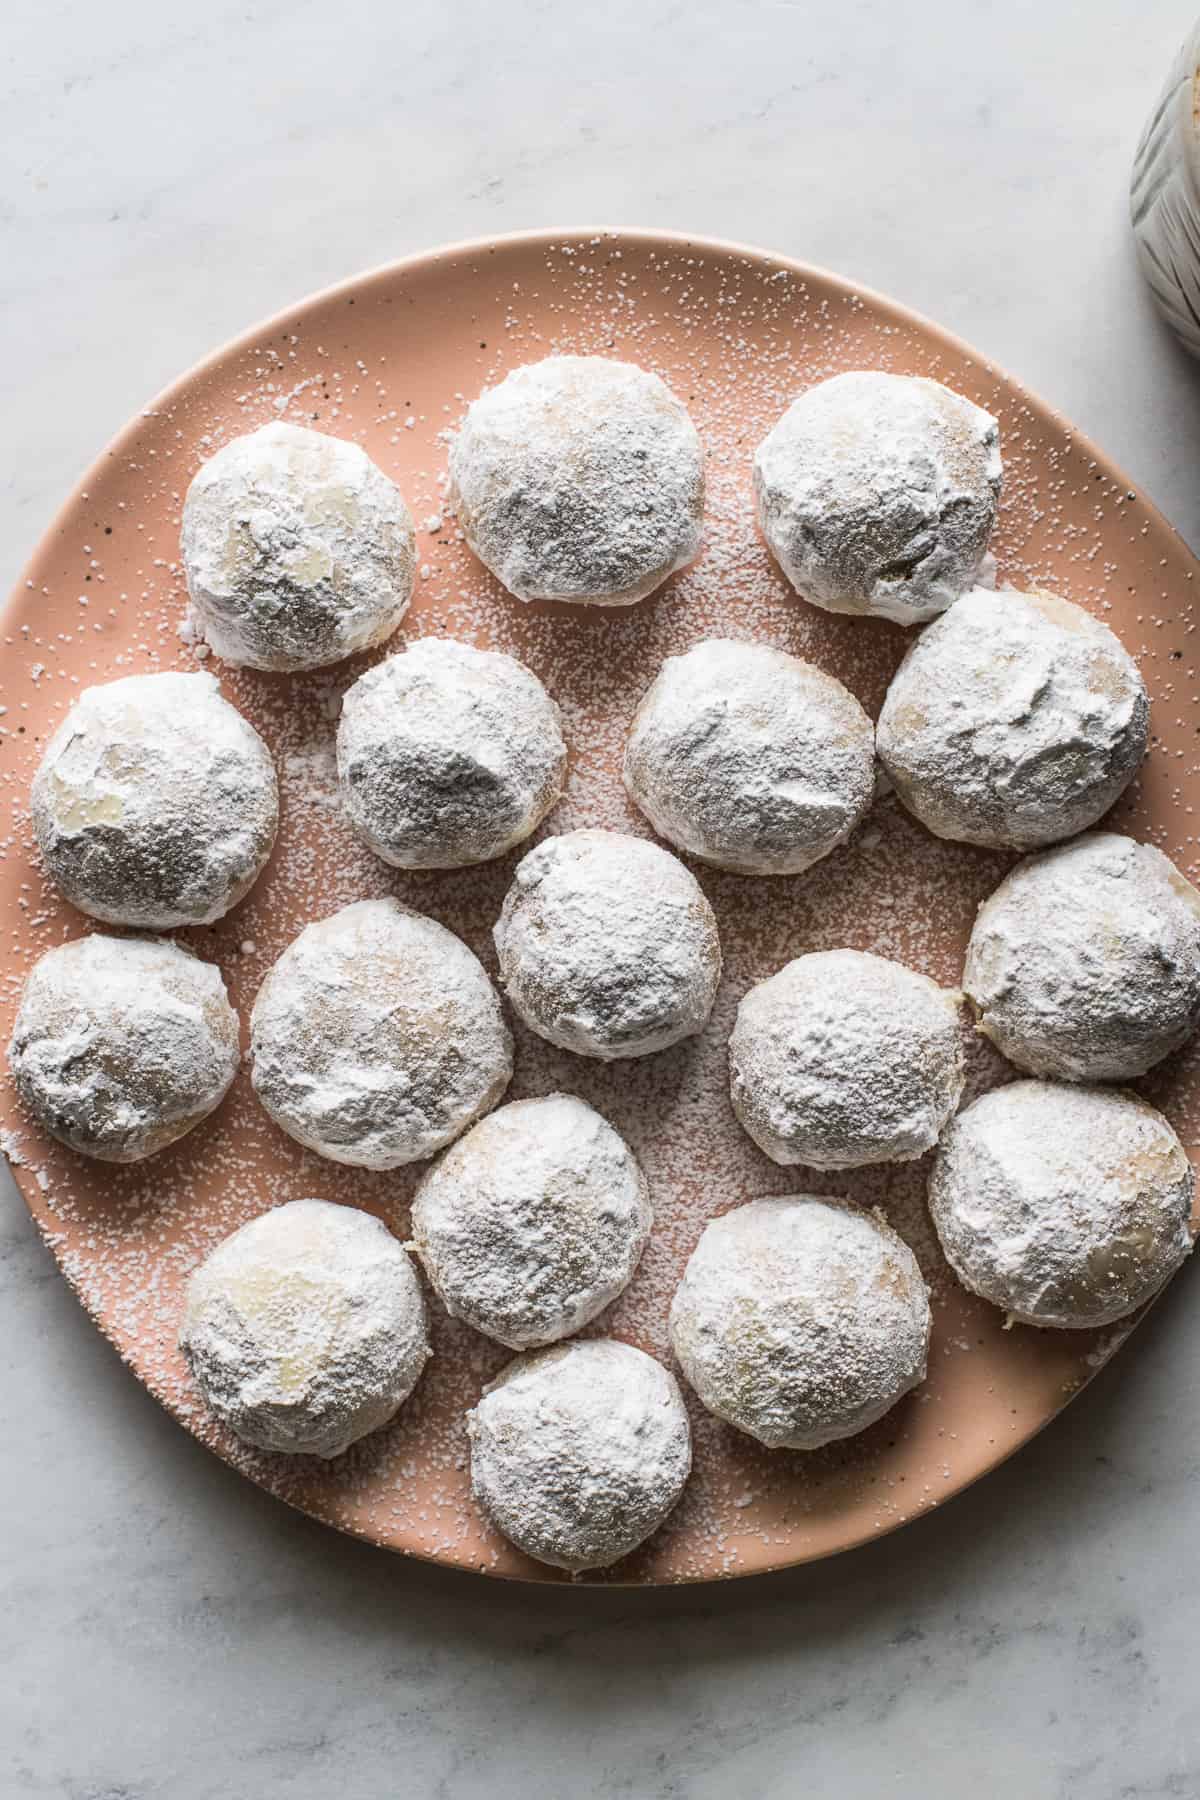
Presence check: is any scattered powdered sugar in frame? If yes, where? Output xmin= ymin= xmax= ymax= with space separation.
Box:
xmin=623 ymin=637 xmax=875 ymax=875
xmin=467 ymin=1338 xmax=692 ymax=1571
xmin=493 ymin=828 xmax=722 ymax=1060
xmin=336 ymin=636 xmax=566 ymax=869
xmin=448 ymin=355 xmax=704 ymax=607
xmin=964 ymin=832 xmax=1200 ymax=1082
xmin=928 ymin=1081 xmax=1194 ymax=1329
xmin=411 ymin=1093 xmax=651 ymax=1350
xmin=728 ymin=949 xmax=965 ymax=1169
xmin=283 ymin=740 xmax=341 ymax=812
xmin=0 ymin=1128 xmax=28 ymax=1167
xmin=877 ymin=586 xmax=1150 ymax=849
xmin=31 ymin=670 xmax=278 ymax=929
xmin=182 ymin=421 xmax=415 ymax=671
xmin=8 ymin=933 xmax=239 ymax=1163
xmin=250 ymin=897 xmax=513 ymax=1169
xmin=669 ymin=1195 xmax=931 ymax=1448
xmin=753 ymin=371 xmax=1002 ymax=625
xmin=179 ymin=1197 xmax=429 ymax=1457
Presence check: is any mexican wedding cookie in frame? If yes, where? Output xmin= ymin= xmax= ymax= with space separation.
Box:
xmin=623 ymin=639 xmax=875 ymax=875
xmin=250 ymin=899 xmax=512 ymax=1168
xmin=964 ymin=833 xmax=1200 ymax=1081
xmin=754 ymin=371 xmax=1001 ymax=625
xmin=467 ymin=1340 xmax=691 ymax=1571
xmin=412 ymin=1095 xmax=651 ymax=1349
xmin=493 ymin=830 xmax=721 ymax=1059
xmin=31 ymin=671 xmax=278 ymax=928
xmin=929 ymin=1082 xmax=1194 ymax=1329
xmin=729 ymin=951 xmax=963 ymax=1168
xmin=448 ymin=355 xmax=704 ymax=607
xmin=877 ymin=587 xmax=1149 ymax=849
xmin=8 ymin=934 xmax=239 ymax=1163
xmin=670 ymin=1197 xmax=930 ymax=1448
xmin=179 ymin=1199 xmax=429 ymax=1456
xmin=181 ymin=421 xmax=415 ymax=670
xmin=336 ymin=637 xmax=567 ymax=869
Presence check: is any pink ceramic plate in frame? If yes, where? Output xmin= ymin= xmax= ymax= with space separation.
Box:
xmin=4 ymin=228 xmax=1197 ymax=1583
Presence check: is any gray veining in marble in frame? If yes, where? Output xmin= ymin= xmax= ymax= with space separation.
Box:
xmin=5 ymin=3 xmax=1200 ymax=1796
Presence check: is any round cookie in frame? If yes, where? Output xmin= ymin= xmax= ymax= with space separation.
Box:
xmin=336 ymin=637 xmax=567 ymax=869
xmin=963 ymin=833 xmax=1200 ymax=1082
xmin=669 ymin=1196 xmax=930 ymax=1449
xmin=623 ymin=638 xmax=876 ymax=875
xmin=753 ymin=371 xmax=1002 ymax=625
xmin=493 ymin=829 xmax=722 ymax=1060
xmin=729 ymin=950 xmax=963 ymax=1168
xmin=31 ymin=671 xmax=278 ymax=929
xmin=467 ymin=1339 xmax=692 ymax=1571
xmin=448 ymin=355 xmax=704 ymax=607
xmin=179 ymin=1198 xmax=429 ymax=1457
xmin=250 ymin=898 xmax=512 ymax=1168
xmin=412 ymin=1094 xmax=651 ymax=1349
xmin=182 ymin=421 xmax=415 ymax=671
xmin=876 ymin=586 xmax=1149 ymax=849
xmin=8 ymin=934 xmax=239 ymax=1163
xmin=928 ymin=1080 xmax=1194 ymax=1329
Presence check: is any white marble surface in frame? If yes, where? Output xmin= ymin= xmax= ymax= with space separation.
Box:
xmin=5 ymin=3 xmax=1200 ymax=1795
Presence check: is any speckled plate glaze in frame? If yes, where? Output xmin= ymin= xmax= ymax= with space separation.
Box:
xmin=4 ymin=228 xmax=1198 ymax=1585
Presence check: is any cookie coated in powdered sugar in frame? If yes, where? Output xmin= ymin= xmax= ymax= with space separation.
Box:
xmin=963 ymin=832 xmax=1200 ymax=1082
xmin=753 ymin=371 xmax=1001 ymax=626
xmin=729 ymin=949 xmax=964 ymax=1169
xmin=448 ymin=355 xmax=704 ymax=607
xmin=182 ymin=421 xmax=416 ymax=671
xmin=411 ymin=1093 xmax=651 ymax=1350
xmin=250 ymin=898 xmax=512 ymax=1169
xmin=877 ymin=586 xmax=1149 ymax=850
xmin=623 ymin=638 xmax=876 ymax=876
xmin=467 ymin=1338 xmax=692 ymax=1572
xmin=179 ymin=1198 xmax=429 ymax=1458
xmin=31 ymin=670 xmax=279 ymax=930
xmin=669 ymin=1196 xmax=931 ymax=1450
xmin=8 ymin=933 xmax=240 ymax=1164
xmin=336 ymin=637 xmax=567 ymax=869
xmin=493 ymin=828 xmax=722 ymax=1060
xmin=928 ymin=1081 xmax=1194 ymax=1330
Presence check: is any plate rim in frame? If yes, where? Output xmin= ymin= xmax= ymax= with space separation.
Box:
xmin=10 ymin=223 xmax=1192 ymax=615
